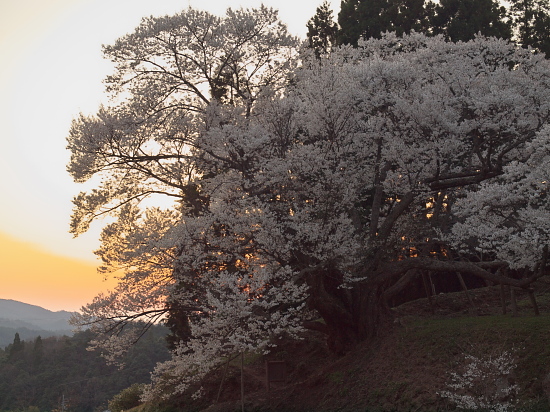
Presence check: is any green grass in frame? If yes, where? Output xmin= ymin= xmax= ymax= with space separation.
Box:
xmin=130 ymin=290 xmax=550 ymax=412
xmin=404 ymin=313 xmax=550 ymax=407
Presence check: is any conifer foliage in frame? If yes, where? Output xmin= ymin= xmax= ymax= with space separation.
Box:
xmin=430 ymin=0 xmax=512 ymax=41
xmin=333 ymin=0 xmax=549 ymax=55
xmin=336 ymin=0 xmax=432 ymax=45
xmin=0 ymin=329 xmax=169 ymax=411
xmin=510 ymin=0 xmax=550 ymax=55
xmin=307 ymin=1 xmax=339 ymax=56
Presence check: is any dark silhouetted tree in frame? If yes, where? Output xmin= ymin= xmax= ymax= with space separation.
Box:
xmin=385 ymin=0 xmax=432 ymax=36
xmin=9 ymin=332 xmax=24 ymax=359
xmin=32 ymin=336 xmax=43 ymax=367
xmin=164 ymin=297 xmax=193 ymax=351
xmin=307 ymin=1 xmax=339 ymax=56
xmin=510 ymin=0 xmax=550 ymax=56
xmin=338 ymin=0 xmax=431 ymax=45
xmin=431 ymin=0 xmax=512 ymax=42
xmin=338 ymin=0 xmax=391 ymax=44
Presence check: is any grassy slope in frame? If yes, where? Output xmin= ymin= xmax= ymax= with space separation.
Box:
xmin=136 ymin=281 xmax=550 ymax=412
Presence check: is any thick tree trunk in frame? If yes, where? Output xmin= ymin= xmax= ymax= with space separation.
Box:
xmin=356 ymin=285 xmax=389 ymax=340
xmin=324 ymin=287 xmax=388 ymax=355
xmin=305 ymin=269 xmax=389 ymax=355
xmin=303 ymin=251 xmax=547 ymax=355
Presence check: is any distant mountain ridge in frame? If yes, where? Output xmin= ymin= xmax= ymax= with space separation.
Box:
xmin=0 ymin=299 xmax=74 ymax=334
xmin=0 ymin=299 xmax=76 ymax=347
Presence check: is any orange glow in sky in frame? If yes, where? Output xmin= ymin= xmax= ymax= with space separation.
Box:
xmin=0 ymin=232 xmax=116 ymax=312
xmin=0 ymin=0 xmax=340 ymax=312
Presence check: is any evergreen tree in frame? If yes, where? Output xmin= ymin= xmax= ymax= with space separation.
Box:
xmin=9 ymin=332 xmax=24 ymax=359
xmin=338 ymin=0 xmax=391 ymax=44
xmin=307 ymin=1 xmax=339 ymax=56
xmin=164 ymin=297 xmax=193 ymax=351
xmin=431 ymin=0 xmax=512 ymax=42
xmin=32 ymin=335 xmax=43 ymax=366
xmin=0 ymin=329 xmax=170 ymax=411
xmin=510 ymin=0 xmax=550 ymax=56
xmin=338 ymin=0 xmax=430 ymax=45
xmin=386 ymin=0 xmax=432 ymax=36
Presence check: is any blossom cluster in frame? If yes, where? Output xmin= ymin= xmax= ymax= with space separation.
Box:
xmin=439 ymin=351 xmax=519 ymax=411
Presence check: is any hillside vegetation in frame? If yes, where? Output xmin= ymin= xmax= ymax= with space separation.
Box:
xmin=0 ymin=325 xmax=170 ymax=412
xmin=2 ymin=285 xmax=549 ymax=411
xmin=127 ymin=281 xmax=550 ymax=412
xmin=0 ymin=326 xmax=70 ymax=350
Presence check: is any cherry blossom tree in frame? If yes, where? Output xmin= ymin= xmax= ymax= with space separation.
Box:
xmin=68 ymin=12 xmax=550 ymax=400
xmin=252 ymin=33 xmax=550 ymax=355
xmin=67 ymin=4 xmax=299 ymax=359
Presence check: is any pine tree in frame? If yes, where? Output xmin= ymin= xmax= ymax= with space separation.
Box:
xmin=32 ymin=336 xmax=43 ymax=366
xmin=337 ymin=0 xmax=431 ymax=45
xmin=509 ymin=0 xmax=550 ymax=56
xmin=307 ymin=1 xmax=339 ymax=56
xmin=338 ymin=0 xmax=390 ymax=45
xmin=386 ymin=0 xmax=432 ymax=36
xmin=431 ymin=0 xmax=512 ymax=42
xmin=8 ymin=332 xmax=24 ymax=359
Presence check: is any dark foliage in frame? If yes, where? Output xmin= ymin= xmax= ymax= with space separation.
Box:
xmin=0 ymin=325 xmax=170 ymax=412
xmin=0 ymin=326 xmax=70 ymax=349
xmin=431 ymin=0 xmax=512 ymax=42
xmin=337 ymin=0 xmax=432 ymax=45
xmin=307 ymin=1 xmax=339 ymax=56
xmin=334 ymin=0 xmax=549 ymax=56
xmin=510 ymin=0 xmax=550 ymax=55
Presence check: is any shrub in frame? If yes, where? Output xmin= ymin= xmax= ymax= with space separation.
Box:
xmin=108 ymin=383 xmax=145 ymax=412
xmin=439 ymin=350 xmax=519 ymax=411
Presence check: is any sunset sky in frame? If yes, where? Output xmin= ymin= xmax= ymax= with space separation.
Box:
xmin=0 ymin=0 xmax=340 ymax=312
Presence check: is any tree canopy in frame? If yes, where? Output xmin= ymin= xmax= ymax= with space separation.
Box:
xmin=68 ymin=5 xmax=550 ymax=402
xmin=430 ymin=0 xmax=512 ymax=41
xmin=334 ymin=0 xmax=548 ymax=53
xmin=510 ymin=0 xmax=550 ymax=55
xmin=307 ymin=0 xmax=339 ymax=56
xmin=0 ymin=329 xmax=169 ymax=411
xmin=337 ymin=0 xmax=430 ymax=45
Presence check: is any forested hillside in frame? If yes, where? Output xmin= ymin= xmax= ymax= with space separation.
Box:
xmin=0 ymin=326 xmax=67 ymax=350
xmin=0 ymin=325 xmax=170 ymax=412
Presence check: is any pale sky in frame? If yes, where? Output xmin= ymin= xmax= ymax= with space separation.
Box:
xmin=0 ymin=0 xmax=340 ymax=311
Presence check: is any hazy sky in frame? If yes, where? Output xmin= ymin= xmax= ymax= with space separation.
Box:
xmin=0 ymin=232 xmax=118 ymax=311
xmin=0 ymin=0 xmax=340 ymax=311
